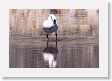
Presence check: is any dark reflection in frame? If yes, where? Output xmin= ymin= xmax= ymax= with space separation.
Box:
xmin=43 ymin=40 xmax=58 ymax=68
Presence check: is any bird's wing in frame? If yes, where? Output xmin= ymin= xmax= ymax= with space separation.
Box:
xmin=42 ymin=20 xmax=54 ymax=28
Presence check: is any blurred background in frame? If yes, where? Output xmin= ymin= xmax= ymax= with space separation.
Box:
xmin=9 ymin=9 xmax=99 ymax=37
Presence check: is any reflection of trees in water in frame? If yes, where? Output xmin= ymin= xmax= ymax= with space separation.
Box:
xmin=9 ymin=9 xmax=99 ymax=37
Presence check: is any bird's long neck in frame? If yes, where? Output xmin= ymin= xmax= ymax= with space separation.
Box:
xmin=48 ymin=15 xmax=52 ymax=21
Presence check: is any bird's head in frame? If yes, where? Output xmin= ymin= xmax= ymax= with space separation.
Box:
xmin=48 ymin=14 xmax=56 ymax=21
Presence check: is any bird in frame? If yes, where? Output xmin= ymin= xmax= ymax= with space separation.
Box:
xmin=43 ymin=40 xmax=58 ymax=68
xmin=42 ymin=14 xmax=58 ymax=40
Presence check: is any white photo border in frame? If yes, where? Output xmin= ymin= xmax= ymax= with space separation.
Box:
xmin=0 ymin=0 xmax=108 ymax=77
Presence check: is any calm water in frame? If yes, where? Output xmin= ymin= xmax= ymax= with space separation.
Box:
xmin=9 ymin=35 xmax=99 ymax=68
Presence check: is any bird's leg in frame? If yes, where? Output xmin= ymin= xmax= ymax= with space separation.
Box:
xmin=47 ymin=39 xmax=49 ymax=47
xmin=56 ymin=40 xmax=57 ymax=47
xmin=55 ymin=32 xmax=57 ymax=40
xmin=46 ymin=34 xmax=49 ymax=40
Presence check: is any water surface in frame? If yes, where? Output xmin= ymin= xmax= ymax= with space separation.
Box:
xmin=9 ymin=35 xmax=99 ymax=68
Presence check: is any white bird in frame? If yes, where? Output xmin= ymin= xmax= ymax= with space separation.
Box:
xmin=42 ymin=14 xmax=58 ymax=40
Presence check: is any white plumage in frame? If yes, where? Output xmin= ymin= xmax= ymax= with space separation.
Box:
xmin=48 ymin=14 xmax=56 ymax=20
xmin=42 ymin=20 xmax=54 ymax=28
xmin=42 ymin=14 xmax=58 ymax=40
xmin=42 ymin=14 xmax=56 ymax=28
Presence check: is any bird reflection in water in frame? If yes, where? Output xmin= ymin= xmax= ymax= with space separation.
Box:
xmin=43 ymin=40 xmax=58 ymax=68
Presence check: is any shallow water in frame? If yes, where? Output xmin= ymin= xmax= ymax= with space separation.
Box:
xmin=9 ymin=35 xmax=99 ymax=68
